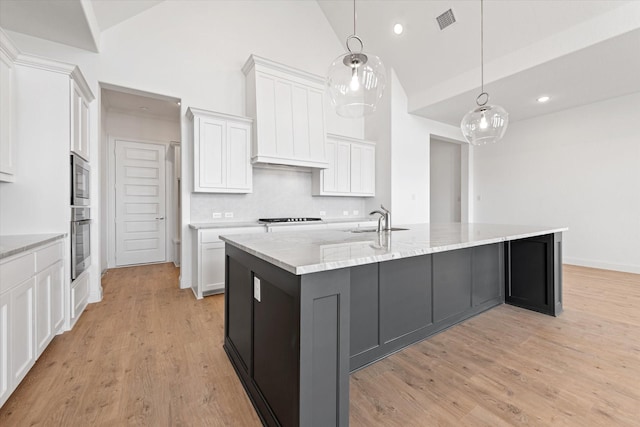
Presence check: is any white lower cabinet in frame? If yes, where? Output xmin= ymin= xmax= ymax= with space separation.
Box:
xmin=71 ymin=271 xmax=89 ymax=326
xmin=193 ymin=226 xmax=265 ymax=299
xmin=312 ymin=134 xmax=375 ymax=197
xmin=10 ymin=277 xmax=35 ymax=390
xmin=201 ymin=242 xmax=225 ymax=294
xmin=0 ymin=238 xmax=65 ymax=408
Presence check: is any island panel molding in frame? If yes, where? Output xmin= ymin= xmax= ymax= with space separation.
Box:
xmin=222 ymin=223 xmax=566 ymax=426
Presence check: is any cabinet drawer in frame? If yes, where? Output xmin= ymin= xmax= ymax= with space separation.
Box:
xmin=200 ymin=227 xmax=264 ymax=243
xmin=0 ymin=252 xmax=36 ymax=294
xmin=35 ymin=241 xmax=63 ymax=272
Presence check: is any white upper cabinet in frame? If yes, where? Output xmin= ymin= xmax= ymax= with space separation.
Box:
xmin=188 ymin=108 xmax=252 ymax=193
xmin=313 ymin=134 xmax=376 ymax=197
xmin=0 ymin=30 xmax=18 ymax=182
xmin=243 ymin=55 xmax=328 ymax=169
xmin=70 ymin=78 xmax=91 ymax=161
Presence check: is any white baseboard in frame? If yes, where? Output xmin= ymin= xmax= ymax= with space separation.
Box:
xmin=563 ymin=257 xmax=640 ymax=275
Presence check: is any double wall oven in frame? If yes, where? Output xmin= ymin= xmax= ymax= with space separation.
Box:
xmin=71 ymin=154 xmax=91 ymax=280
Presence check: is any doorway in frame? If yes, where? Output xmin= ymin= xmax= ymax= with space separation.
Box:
xmin=430 ymin=138 xmax=462 ymax=222
xmin=100 ymin=85 xmax=181 ymax=269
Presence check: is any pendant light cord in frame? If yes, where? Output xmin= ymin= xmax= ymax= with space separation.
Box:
xmin=353 ymin=0 xmax=357 ymax=35
xmin=480 ymin=0 xmax=484 ymax=94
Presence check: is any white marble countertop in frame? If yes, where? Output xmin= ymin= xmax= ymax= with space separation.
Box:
xmin=220 ymin=223 xmax=568 ymax=275
xmin=0 ymin=233 xmax=67 ymax=260
xmin=189 ymin=218 xmax=376 ymax=230
xmin=189 ymin=222 xmax=264 ymax=230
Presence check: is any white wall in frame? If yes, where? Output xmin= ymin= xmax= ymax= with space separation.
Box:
xmin=0 ymin=64 xmax=70 ymax=235
xmin=430 ymin=138 xmax=462 ymax=223
xmin=5 ymin=0 xmax=364 ymax=291
xmin=191 ymin=167 xmax=365 ymax=223
xmin=366 ymin=69 xmax=465 ymax=225
xmin=473 ymin=92 xmax=640 ymax=273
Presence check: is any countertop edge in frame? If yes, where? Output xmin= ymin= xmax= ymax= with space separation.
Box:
xmin=221 ymin=227 xmax=568 ymax=275
xmin=0 ymin=233 xmax=67 ymax=260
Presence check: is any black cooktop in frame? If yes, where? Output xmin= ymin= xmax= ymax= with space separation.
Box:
xmin=258 ymin=217 xmax=322 ymax=223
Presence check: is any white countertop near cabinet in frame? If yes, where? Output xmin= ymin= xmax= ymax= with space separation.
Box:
xmin=189 ymin=218 xmax=376 ymax=231
xmin=0 ymin=233 xmax=67 ymax=260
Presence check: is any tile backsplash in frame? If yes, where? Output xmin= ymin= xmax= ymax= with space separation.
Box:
xmin=190 ymin=166 xmax=366 ymax=223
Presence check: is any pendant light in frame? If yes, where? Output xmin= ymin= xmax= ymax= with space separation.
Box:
xmin=326 ymin=0 xmax=386 ymax=118
xmin=461 ymin=0 xmax=509 ymax=145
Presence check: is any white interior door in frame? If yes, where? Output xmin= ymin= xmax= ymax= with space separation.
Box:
xmin=115 ymin=140 xmax=166 ymax=266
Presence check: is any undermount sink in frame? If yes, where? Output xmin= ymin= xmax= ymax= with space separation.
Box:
xmin=350 ymin=227 xmax=409 ymax=233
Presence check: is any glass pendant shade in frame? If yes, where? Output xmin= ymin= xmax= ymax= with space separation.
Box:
xmin=327 ymin=51 xmax=386 ymax=118
xmin=461 ymin=104 xmax=509 ymax=146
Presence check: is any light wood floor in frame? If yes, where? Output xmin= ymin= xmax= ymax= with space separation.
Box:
xmin=1 ymin=263 xmax=638 ymax=426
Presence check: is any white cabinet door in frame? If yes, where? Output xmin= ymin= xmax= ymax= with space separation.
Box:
xmin=201 ymin=242 xmax=225 ymax=294
xmin=80 ymin=97 xmax=90 ymax=160
xmin=190 ymin=108 xmax=252 ymax=194
xmin=350 ymin=143 xmax=375 ymax=196
xmin=322 ymin=140 xmax=337 ymax=193
xmin=227 ymin=121 xmax=251 ymax=190
xmin=70 ymin=80 xmax=90 ymax=161
xmin=71 ymin=272 xmax=89 ymax=327
xmin=10 ymin=278 xmax=35 ymax=388
xmin=197 ymin=116 xmax=226 ymax=189
xmin=313 ymin=135 xmax=375 ymax=197
xmin=0 ymin=292 xmax=11 ymax=407
xmin=50 ymin=260 xmax=64 ymax=334
xmin=35 ymin=265 xmax=53 ymax=357
xmin=336 ymin=141 xmax=351 ymax=193
xmin=0 ymin=49 xmax=14 ymax=182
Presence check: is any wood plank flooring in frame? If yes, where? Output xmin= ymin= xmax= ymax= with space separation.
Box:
xmin=1 ymin=263 xmax=638 ymax=426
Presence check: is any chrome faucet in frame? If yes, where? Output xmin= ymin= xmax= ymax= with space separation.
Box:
xmin=369 ymin=204 xmax=391 ymax=232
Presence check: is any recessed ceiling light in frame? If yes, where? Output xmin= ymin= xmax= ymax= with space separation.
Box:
xmin=393 ymin=23 xmax=404 ymax=35
xmin=537 ymin=96 xmax=550 ymax=103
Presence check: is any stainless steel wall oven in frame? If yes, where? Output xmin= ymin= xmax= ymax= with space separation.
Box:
xmin=71 ymin=207 xmax=91 ymax=280
xmin=71 ymin=153 xmax=90 ymax=206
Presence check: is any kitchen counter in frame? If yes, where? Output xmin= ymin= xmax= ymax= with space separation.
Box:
xmin=189 ymin=221 xmax=264 ymax=230
xmin=220 ymin=222 xmax=567 ymax=275
xmin=0 ymin=233 xmax=67 ymax=260
xmin=223 ymin=222 xmax=566 ymax=426
xmin=189 ymin=217 xmax=376 ymax=230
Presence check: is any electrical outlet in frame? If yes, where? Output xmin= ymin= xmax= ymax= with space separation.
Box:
xmin=343 ymin=210 xmax=349 ymax=216
xmin=224 ymin=212 xmax=234 ymax=218
xmin=254 ymin=277 xmax=261 ymax=302
xmin=319 ymin=210 xmax=327 ymax=217
xmin=353 ymin=210 xmax=359 ymax=216
xmin=212 ymin=212 xmax=222 ymax=219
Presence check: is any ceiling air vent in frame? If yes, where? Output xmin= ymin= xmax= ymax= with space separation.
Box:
xmin=436 ymin=9 xmax=456 ymax=30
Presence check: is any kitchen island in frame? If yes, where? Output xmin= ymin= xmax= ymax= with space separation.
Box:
xmin=221 ymin=223 xmax=566 ymax=427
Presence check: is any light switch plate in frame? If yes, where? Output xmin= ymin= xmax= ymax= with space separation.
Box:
xmin=343 ymin=211 xmax=349 ymax=216
xmin=254 ymin=277 xmax=261 ymax=302
xmin=212 ymin=212 xmax=222 ymax=219
xmin=224 ymin=212 xmax=234 ymax=218
xmin=319 ymin=210 xmax=327 ymax=217
xmin=353 ymin=210 xmax=359 ymax=216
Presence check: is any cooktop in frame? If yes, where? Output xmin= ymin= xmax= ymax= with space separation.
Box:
xmin=258 ymin=217 xmax=322 ymax=223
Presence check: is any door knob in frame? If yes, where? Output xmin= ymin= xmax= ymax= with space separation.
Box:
xmin=155 ymin=217 xmax=165 ymax=220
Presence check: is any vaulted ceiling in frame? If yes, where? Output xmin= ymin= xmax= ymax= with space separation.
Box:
xmin=1 ymin=0 xmax=638 ymax=125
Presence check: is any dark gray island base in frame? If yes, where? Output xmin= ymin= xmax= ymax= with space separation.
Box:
xmin=222 ymin=226 xmax=564 ymax=426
